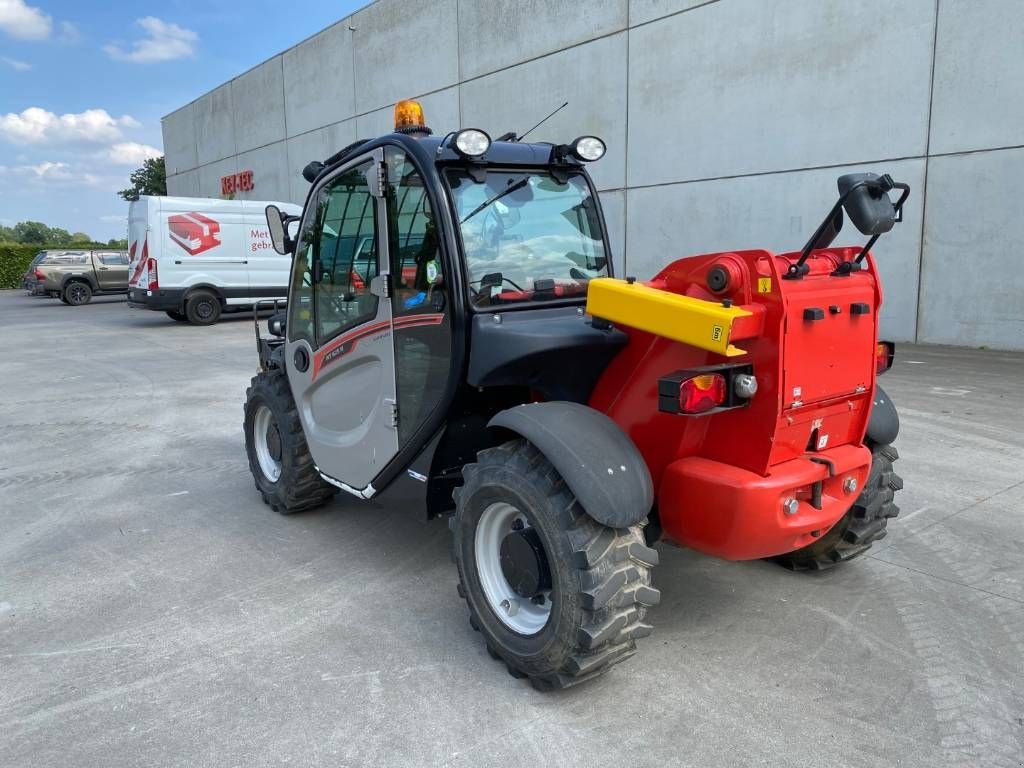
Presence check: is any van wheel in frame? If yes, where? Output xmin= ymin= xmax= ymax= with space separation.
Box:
xmin=185 ymin=290 xmax=221 ymax=325
xmin=165 ymin=310 xmax=188 ymax=322
xmin=64 ymin=281 xmax=92 ymax=306
xmin=244 ymin=369 xmax=336 ymax=514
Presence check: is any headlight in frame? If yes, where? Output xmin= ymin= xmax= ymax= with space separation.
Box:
xmin=571 ymin=136 xmax=606 ymax=162
xmin=454 ymin=129 xmax=491 ymax=157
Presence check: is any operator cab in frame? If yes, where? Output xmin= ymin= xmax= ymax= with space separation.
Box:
xmin=262 ymin=99 xmax=619 ymax=504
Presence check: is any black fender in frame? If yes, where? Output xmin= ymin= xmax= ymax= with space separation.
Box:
xmin=489 ymin=402 xmax=653 ymax=528
xmin=866 ymin=383 xmax=899 ymax=446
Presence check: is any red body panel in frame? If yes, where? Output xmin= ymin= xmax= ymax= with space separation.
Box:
xmin=589 ymin=247 xmax=883 ymax=560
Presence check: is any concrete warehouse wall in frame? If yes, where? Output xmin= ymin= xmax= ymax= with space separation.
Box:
xmin=162 ymin=0 xmax=1024 ymax=350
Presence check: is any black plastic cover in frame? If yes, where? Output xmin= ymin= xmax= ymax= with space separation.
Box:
xmin=468 ymin=306 xmax=627 ymax=403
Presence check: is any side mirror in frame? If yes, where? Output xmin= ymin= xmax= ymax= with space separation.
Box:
xmin=266 ymin=205 xmax=289 ymax=255
xmin=838 ymin=173 xmax=897 ymax=236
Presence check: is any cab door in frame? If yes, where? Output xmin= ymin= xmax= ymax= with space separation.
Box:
xmin=284 ymin=149 xmax=398 ymax=495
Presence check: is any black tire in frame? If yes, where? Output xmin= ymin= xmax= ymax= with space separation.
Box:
xmin=185 ymin=290 xmax=222 ymax=325
xmin=774 ymin=442 xmax=902 ymax=571
xmin=165 ymin=310 xmax=188 ymax=322
xmin=59 ymin=294 xmax=71 ymax=305
xmin=244 ymin=369 xmax=336 ymax=514
xmin=63 ymin=281 xmax=92 ymax=306
xmin=452 ymin=439 xmax=660 ymax=691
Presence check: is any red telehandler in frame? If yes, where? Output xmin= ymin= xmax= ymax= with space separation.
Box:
xmin=246 ymin=100 xmax=904 ymax=690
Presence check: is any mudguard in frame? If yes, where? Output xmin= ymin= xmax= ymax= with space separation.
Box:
xmin=866 ymin=384 xmax=899 ymax=446
xmin=489 ymin=402 xmax=653 ymax=528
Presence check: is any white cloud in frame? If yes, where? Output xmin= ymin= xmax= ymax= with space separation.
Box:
xmin=10 ymin=161 xmax=100 ymax=186
xmin=0 ymin=0 xmax=51 ymax=40
xmin=2 ymin=56 xmax=31 ymax=71
xmin=0 ymin=107 xmax=140 ymax=145
xmin=104 ymin=17 xmax=197 ymax=63
xmin=106 ymin=141 xmax=162 ymax=166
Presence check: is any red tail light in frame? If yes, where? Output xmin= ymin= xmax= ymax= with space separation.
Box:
xmin=679 ymin=373 xmax=727 ymax=414
xmin=147 ymin=258 xmax=158 ymax=290
xmin=875 ymin=341 xmax=894 ymax=375
xmin=34 ymin=269 xmax=46 ymax=280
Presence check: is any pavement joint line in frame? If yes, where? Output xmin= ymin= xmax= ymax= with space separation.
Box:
xmin=898 ymin=477 xmax=1024 ymax=541
xmin=865 ymin=554 xmax=1024 ymax=607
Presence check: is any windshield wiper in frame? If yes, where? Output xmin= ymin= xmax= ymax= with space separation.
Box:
xmin=460 ymin=177 xmax=530 ymax=224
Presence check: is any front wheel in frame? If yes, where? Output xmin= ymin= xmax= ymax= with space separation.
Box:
xmin=774 ymin=442 xmax=902 ymax=570
xmin=244 ymin=369 xmax=336 ymax=514
xmin=452 ymin=440 xmax=660 ymax=690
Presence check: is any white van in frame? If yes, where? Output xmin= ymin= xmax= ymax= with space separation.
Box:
xmin=126 ymin=195 xmax=301 ymax=324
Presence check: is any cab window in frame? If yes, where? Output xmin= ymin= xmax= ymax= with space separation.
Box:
xmin=384 ymin=147 xmax=450 ymax=446
xmin=288 ymin=160 xmax=380 ymax=346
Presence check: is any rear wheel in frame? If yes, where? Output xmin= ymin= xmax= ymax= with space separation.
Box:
xmin=63 ymin=281 xmax=92 ymax=306
xmin=244 ymin=369 xmax=336 ymax=514
xmin=59 ymin=294 xmax=71 ymax=305
xmin=774 ymin=442 xmax=902 ymax=570
xmin=165 ymin=310 xmax=188 ymax=322
xmin=452 ymin=440 xmax=660 ymax=690
xmin=185 ymin=290 xmax=221 ymax=325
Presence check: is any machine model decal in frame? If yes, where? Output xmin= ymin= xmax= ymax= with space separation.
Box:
xmin=312 ymin=313 xmax=444 ymax=381
xmin=169 ymin=212 xmax=222 ymax=255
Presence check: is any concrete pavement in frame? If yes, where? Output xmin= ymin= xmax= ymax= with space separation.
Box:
xmin=1 ymin=291 xmax=1021 ymax=767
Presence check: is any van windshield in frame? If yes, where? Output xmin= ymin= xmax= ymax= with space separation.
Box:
xmin=446 ymin=170 xmax=609 ymax=308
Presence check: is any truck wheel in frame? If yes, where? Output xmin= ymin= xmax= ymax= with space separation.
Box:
xmin=185 ymin=290 xmax=221 ymax=325
xmin=452 ymin=439 xmax=660 ymax=690
xmin=244 ymin=369 xmax=336 ymax=514
xmin=63 ymin=281 xmax=92 ymax=306
xmin=165 ymin=310 xmax=188 ymax=322
xmin=774 ymin=442 xmax=902 ymax=571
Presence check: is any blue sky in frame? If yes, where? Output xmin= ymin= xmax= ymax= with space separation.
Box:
xmin=0 ymin=0 xmax=364 ymax=241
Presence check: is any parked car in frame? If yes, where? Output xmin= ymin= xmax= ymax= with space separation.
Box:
xmin=127 ymin=196 xmax=301 ymax=325
xmin=33 ymin=250 xmax=130 ymax=305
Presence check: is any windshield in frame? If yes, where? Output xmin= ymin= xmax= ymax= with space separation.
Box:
xmin=447 ymin=170 xmax=609 ymax=308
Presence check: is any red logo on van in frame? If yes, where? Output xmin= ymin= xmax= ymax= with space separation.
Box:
xmin=169 ymin=212 xmax=221 ymax=255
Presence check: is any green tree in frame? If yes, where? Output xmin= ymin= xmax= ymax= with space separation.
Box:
xmin=12 ymin=221 xmax=51 ymax=244
xmin=48 ymin=227 xmax=73 ymax=246
xmin=0 ymin=224 xmax=15 ymax=242
xmin=71 ymin=231 xmax=92 ymax=243
xmin=118 ymin=155 xmax=166 ymax=201
xmin=107 ymin=237 xmax=128 ymax=248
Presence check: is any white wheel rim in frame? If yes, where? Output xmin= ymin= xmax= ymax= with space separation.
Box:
xmin=474 ymin=502 xmax=553 ymax=635
xmin=253 ymin=405 xmax=282 ymax=482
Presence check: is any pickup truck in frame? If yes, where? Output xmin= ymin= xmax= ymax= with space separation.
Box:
xmin=32 ymin=250 xmax=130 ymax=305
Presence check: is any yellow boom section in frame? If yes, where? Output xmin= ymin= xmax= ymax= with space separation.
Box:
xmin=586 ymin=277 xmax=752 ymax=357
